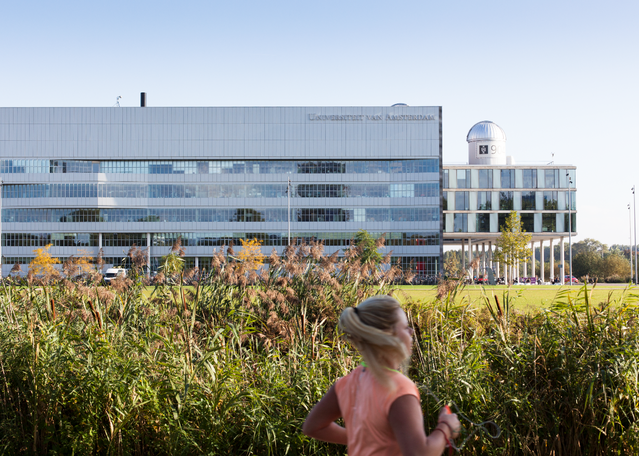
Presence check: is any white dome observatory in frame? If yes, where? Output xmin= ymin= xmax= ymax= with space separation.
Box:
xmin=467 ymin=121 xmax=508 ymax=165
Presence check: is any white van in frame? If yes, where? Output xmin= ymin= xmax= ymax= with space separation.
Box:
xmin=104 ymin=268 xmax=127 ymax=284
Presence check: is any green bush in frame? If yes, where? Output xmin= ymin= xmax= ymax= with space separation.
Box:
xmin=1 ymin=248 xmax=639 ymax=455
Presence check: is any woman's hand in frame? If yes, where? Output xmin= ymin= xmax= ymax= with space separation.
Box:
xmin=437 ymin=407 xmax=461 ymax=439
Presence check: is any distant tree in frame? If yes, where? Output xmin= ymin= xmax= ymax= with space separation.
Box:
xmin=493 ymin=211 xmax=532 ymax=284
xmin=572 ymin=238 xmax=608 ymax=257
xmin=354 ymin=230 xmax=383 ymax=265
xmin=600 ymin=253 xmax=630 ymax=280
xmin=30 ymin=244 xmax=61 ymax=278
xmin=237 ymin=238 xmax=266 ymax=270
xmin=572 ymin=251 xmax=603 ymax=279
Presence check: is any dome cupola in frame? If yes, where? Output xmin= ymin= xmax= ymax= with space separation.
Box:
xmin=467 ymin=121 xmax=508 ymax=165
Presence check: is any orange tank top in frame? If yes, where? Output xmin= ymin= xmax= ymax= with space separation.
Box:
xmin=334 ymin=365 xmax=420 ymax=456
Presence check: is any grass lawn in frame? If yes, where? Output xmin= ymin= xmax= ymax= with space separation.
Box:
xmin=396 ymin=283 xmax=634 ymax=311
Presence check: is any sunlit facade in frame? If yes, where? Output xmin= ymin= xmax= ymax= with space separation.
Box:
xmin=0 ymin=106 xmax=443 ymax=276
xmin=443 ymin=121 xmax=577 ymax=283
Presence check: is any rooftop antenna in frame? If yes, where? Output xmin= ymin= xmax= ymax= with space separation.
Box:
xmin=113 ymin=96 xmax=121 ymax=107
xmin=547 ymin=152 xmax=555 ymax=165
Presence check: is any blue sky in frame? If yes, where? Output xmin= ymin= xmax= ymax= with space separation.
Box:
xmin=1 ymin=0 xmax=638 ymax=246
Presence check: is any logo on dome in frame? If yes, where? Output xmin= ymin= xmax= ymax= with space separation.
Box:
xmin=479 ymin=145 xmax=488 ymax=155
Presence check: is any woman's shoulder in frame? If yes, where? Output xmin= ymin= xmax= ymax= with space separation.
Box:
xmin=388 ymin=370 xmax=420 ymax=397
xmin=335 ymin=365 xmax=365 ymax=387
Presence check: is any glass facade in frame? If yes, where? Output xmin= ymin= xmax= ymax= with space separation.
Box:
xmin=2 ymin=231 xmax=439 ymax=248
xmin=0 ymin=106 xmax=443 ymax=277
xmin=0 ymin=158 xmax=439 ymax=176
xmin=443 ymin=166 xmax=577 ymax=235
xmin=2 ymin=207 xmax=440 ymax=224
xmin=3 ymin=182 xmax=439 ymax=200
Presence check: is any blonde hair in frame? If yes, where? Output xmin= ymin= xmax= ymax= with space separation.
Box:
xmin=339 ymin=295 xmax=409 ymax=387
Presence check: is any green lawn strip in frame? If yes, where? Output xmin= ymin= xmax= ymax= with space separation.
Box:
xmin=397 ymin=284 xmax=631 ymax=310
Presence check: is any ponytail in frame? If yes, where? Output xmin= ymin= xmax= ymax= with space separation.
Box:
xmin=339 ymin=296 xmax=409 ymax=387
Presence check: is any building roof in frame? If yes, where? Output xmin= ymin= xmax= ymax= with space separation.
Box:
xmin=466 ymin=121 xmax=507 ymax=142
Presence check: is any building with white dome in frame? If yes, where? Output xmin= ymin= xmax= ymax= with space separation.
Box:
xmin=443 ymin=121 xmax=577 ymax=283
xmin=0 ymin=100 xmax=576 ymax=282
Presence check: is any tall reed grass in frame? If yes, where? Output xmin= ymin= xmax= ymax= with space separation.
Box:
xmin=0 ymin=242 xmax=638 ymax=455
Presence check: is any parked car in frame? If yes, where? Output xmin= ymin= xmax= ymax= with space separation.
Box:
xmin=564 ymin=275 xmax=579 ymax=284
xmin=104 ymin=268 xmax=127 ymax=284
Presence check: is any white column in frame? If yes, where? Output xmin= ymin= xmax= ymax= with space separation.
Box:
xmin=549 ymin=238 xmax=554 ymax=282
xmin=147 ymin=232 xmax=151 ymax=276
xmin=468 ymin=238 xmax=473 ymax=279
xmin=523 ymin=257 xmax=528 ymax=278
xmin=531 ymin=241 xmax=535 ymax=280
xmin=489 ymin=241 xmax=493 ymax=269
xmin=461 ymin=240 xmax=466 ymax=271
xmin=503 ymin=261 xmax=508 ymax=284
xmin=540 ymin=240 xmax=545 ymax=283
xmin=195 ymin=257 xmax=199 ymax=270
xmin=482 ymin=243 xmax=486 ymax=275
xmin=98 ymin=233 xmax=103 ymax=273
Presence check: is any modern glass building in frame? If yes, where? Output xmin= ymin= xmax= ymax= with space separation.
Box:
xmin=0 ymin=104 xmax=443 ymax=276
xmin=443 ymin=121 xmax=577 ymax=283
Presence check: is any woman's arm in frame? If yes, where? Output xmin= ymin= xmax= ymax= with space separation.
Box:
xmin=302 ymin=384 xmax=348 ymax=445
xmin=389 ymin=395 xmax=459 ymax=456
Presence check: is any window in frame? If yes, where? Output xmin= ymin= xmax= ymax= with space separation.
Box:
xmin=455 ymin=192 xmax=469 ymax=210
xmin=500 ymin=191 xmax=513 ymax=210
xmin=454 ymin=214 xmax=467 ymax=232
xmin=477 ymin=192 xmax=491 ymax=210
xmin=500 ymin=170 xmax=515 ymax=189
xmin=564 ymin=213 xmax=576 ymax=233
xmin=543 ymin=191 xmax=558 ymax=210
xmin=478 ymin=169 xmax=493 ymax=189
xmin=520 ymin=213 xmax=534 ymax=232
xmin=544 ymin=169 xmax=559 ymax=188
xmin=522 ymin=169 xmax=537 ymax=188
xmin=443 ymin=169 xmax=449 ymax=188
xmin=476 ymin=214 xmax=490 ymax=232
xmin=564 ymin=191 xmax=576 ymax=210
xmin=542 ymin=214 xmax=556 ymax=232
xmin=456 ymin=170 xmax=470 ymax=189
xmin=521 ymin=191 xmax=536 ymax=210
xmin=498 ymin=213 xmax=508 ymax=231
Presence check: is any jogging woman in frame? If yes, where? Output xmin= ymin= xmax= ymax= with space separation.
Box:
xmin=303 ymin=295 xmax=460 ymax=456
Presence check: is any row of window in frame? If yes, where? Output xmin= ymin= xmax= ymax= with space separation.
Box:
xmin=2 ymin=207 xmax=440 ymax=224
xmin=448 ymin=213 xmax=577 ymax=233
xmin=444 ymin=168 xmax=576 ymax=189
xmin=2 ymin=255 xmax=440 ymax=275
xmin=3 ymin=183 xmax=439 ymax=200
xmin=0 ymin=159 xmax=439 ymax=175
xmin=2 ymin=231 xmax=440 ymax=248
xmin=444 ymin=191 xmax=576 ymax=211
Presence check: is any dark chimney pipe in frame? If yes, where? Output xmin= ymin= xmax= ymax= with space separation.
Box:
xmin=140 ymin=92 xmax=147 ymax=107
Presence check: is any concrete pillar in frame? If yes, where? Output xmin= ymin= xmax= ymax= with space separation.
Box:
xmin=560 ymin=237 xmax=565 ymax=284
xmin=195 ymin=257 xmax=199 ymax=270
xmin=489 ymin=241 xmax=493 ymax=269
xmin=147 ymin=233 xmax=151 ymax=276
xmin=468 ymin=238 xmax=473 ymax=279
xmin=524 ymin=257 xmax=528 ymax=278
xmin=503 ymin=261 xmax=508 ymax=284
xmin=461 ymin=240 xmax=466 ymax=271
xmin=531 ymin=241 xmax=535 ymax=281
xmin=549 ymin=238 xmax=554 ymax=282
xmin=482 ymin=243 xmax=486 ymax=276
xmin=540 ymin=240 xmax=545 ymax=283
